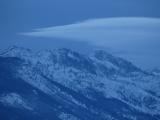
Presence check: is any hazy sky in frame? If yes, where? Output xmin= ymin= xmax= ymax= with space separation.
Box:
xmin=0 ymin=0 xmax=160 ymax=69
xmin=23 ymin=17 xmax=160 ymax=69
xmin=1 ymin=0 xmax=160 ymax=45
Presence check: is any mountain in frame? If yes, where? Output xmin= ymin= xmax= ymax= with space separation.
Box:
xmin=0 ymin=46 xmax=160 ymax=120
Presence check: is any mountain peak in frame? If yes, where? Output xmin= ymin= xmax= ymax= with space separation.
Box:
xmin=91 ymin=49 xmax=143 ymax=74
xmin=0 ymin=46 xmax=146 ymax=76
xmin=0 ymin=46 xmax=33 ymax=58
xmin=92 ymin=50 xmax=114 ymax=60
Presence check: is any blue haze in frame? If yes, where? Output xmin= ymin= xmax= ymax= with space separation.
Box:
xmin=0 ymin=0 xmax=160 ymax=68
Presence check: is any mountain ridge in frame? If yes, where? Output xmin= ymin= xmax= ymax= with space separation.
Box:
xmin=0 ymin=46 xmax=160 ymax=120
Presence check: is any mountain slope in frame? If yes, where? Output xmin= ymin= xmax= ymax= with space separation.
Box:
xmin=0 ymin=46 xmax=160 ymax=120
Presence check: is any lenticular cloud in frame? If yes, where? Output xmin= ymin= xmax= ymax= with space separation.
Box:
xmin=22 ymin=17 xmax=160 ymax=47
xmin=22 ymin=17 xmax=160 ymax=68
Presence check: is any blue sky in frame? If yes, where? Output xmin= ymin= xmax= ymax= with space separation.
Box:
xmin=0 ymin=0 xmax=160 ymax=69
xmin=1 ymin=0 xmax=160 ymax=43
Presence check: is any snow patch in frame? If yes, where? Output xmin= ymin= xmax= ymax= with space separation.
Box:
xmin=0 ymin=93 xmax=33 ymax=110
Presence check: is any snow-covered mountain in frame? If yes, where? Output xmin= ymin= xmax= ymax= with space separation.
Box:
xmin=0 ymin=46 xmax=160 ymax=120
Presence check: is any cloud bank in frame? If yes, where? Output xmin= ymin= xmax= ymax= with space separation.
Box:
xmin=22 ymin=17 xmax=160 ymax=68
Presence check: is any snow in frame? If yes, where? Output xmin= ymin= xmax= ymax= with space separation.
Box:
xmin=0 ymin=93 xmax=33 ymax=110
xmin=59 ymin=113 xmax=80 ymax=120
xmin=1 ymin=46 xmax=160 ymax=117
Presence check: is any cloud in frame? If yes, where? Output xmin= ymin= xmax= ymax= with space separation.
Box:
xmin=22 ymin=17 xmax=160 ymax=68
xmin=22 ymin=17 xmax=160 ymax=48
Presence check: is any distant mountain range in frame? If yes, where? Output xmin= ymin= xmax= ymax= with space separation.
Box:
xmin=0 ymin=46 xmax=160 ymax=120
